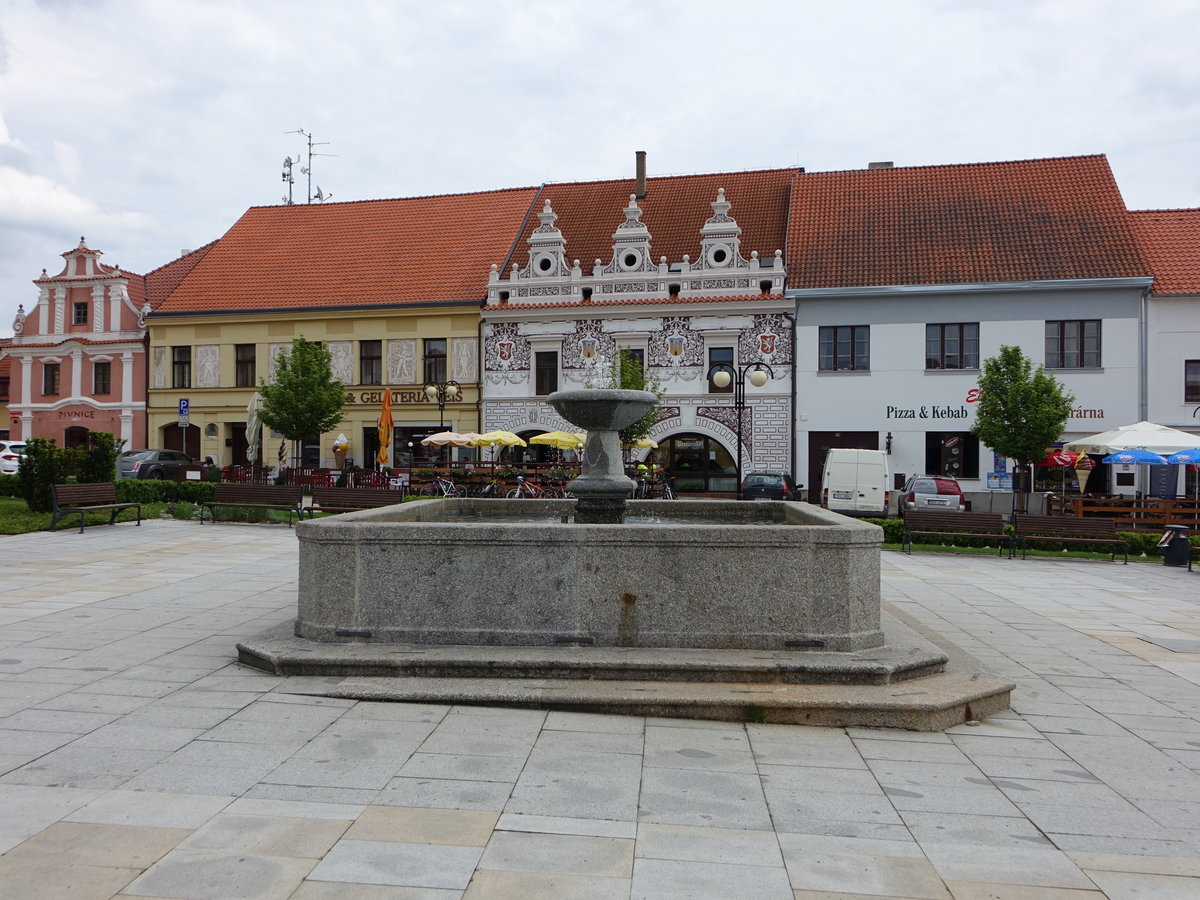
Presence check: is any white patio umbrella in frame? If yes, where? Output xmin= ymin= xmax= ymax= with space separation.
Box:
xmin=1064 ymin=421 xmax=1200 ymax=456
xmin=245 ymin=393 xmax=262 ymax=464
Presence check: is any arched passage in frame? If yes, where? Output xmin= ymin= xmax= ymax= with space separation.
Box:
xmin=63 ymin=426 xmax=90 ymax=449
xmin=648 ymin=432 xmax=737 ymax=495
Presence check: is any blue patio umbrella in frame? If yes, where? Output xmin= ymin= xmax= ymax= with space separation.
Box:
xmin=1102 ymin=449 xmax=1169 ymax=465
xmin=1166 ymin=449 xmax=1200 ymax=465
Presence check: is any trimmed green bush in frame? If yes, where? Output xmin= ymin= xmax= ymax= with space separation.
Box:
xmin=0 ymin=474 xmax=19 ymax=497
xmin=75 ymin=431 xmax=122 ymax=483
xmin=113 ymin=480 xmax=215 ymax=504
xmin=18 ymin=438 xmax=72 ymax=512
xmin=863 ymin=517 xmax=904 ymax=544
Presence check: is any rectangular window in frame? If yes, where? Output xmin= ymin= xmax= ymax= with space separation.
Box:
xmin=172 ymin=346 xmax=192 ymax=389
xmin=1186 ymin=360 xmax=1200 ymax=402
xmin=43 ymin=363 xmax=60 ymax=396
xmin=535 ymin=351 xmax=559 ymax=396
xmin=93 ymin=361 xmax=111 ymax=395
xmin=925 ymin=323 xmax=979 ymax=369
xmin=708 ymin=347 xmax=735 ymax=392
xmin=819 ymin=325 xmax=870 ymax=371
xmin=73 ymin=302 xmax=88 ymax=326
xmin=235 ymin=344 xmax=256 ymax=388
xmin=1046 ymin=320 xmax=1101 ymax=369
xmin=423 ymin=338 xmax=447 ymax=384
xmin=360 ymin=340 xmax=382 ymax=385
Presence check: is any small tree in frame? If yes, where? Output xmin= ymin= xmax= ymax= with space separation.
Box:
xmin=611 ymin=349 xmax=664 ymax=446
xmin=971 ymin=345 xmax=1075 ymax=513
xmin=256 ymin=338 xmax=348 ymax=462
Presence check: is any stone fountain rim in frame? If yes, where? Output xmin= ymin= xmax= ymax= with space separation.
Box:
xmin=546 ymin=387 xmax=659 ymax=404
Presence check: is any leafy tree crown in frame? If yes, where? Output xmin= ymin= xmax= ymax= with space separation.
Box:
xmin=256 ymin=337 xmax=348 ymax=441
xmin=970 ymin=345 xmax=1075 ymax=465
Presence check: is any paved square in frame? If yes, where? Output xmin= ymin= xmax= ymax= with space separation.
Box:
xmin=1 ymin=520 xmax=1199 ymax=898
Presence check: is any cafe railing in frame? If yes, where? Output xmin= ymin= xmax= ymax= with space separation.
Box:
xmin=1045 ymin=494 xmax=1200 ymax=530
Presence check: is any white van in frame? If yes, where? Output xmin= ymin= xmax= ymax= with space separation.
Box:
xmin=821 ymin=448 xmax=890 ymax=517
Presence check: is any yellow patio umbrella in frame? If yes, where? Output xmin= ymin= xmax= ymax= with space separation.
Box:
xmin=629 ymin=437 xmax=659 ymax=450
xmin=530 ymin=430 xmax=585 ymax=450
xmin=471 ymin=431 xmax=528 ymax=448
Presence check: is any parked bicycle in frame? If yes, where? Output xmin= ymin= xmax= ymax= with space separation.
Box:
xmin=506 ymin=476 xmax=563 ymax=499
xmin=635 ymin=475 xmax=676 ymax=500
xmin=420 ymin=474 xmax=465 ymax=498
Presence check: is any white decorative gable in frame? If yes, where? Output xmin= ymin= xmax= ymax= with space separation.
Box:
xmin=485 ymin=189 xmax=785 ymax=306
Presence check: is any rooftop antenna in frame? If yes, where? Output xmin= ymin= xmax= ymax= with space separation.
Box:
xmin=286 ymin=128 xmax=337 ymax=204
xmin=281 ymin=156 xmax=297 ymax=204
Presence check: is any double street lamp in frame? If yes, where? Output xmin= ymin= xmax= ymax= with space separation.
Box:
xmin=423 ymin=379 xmax=461 ymax=431
xmin=706 ymin=362 xmax=774 ymax=500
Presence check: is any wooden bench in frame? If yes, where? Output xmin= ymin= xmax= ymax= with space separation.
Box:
xmin=901 ymin=511 xmax=1010 ymax=556
xmin=200 ymin=484 xmax=304 ymax=527
xmin=1012 ymin=515 xmax=1128 ymax=563
xmin=309 ymin=487 xmax=407 ymax=516
xmin=51 ymin=483 xmax=141 ymax=534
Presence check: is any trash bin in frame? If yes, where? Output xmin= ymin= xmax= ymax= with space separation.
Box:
xmin=1157 ymin=525 xmax=1192 ymax=568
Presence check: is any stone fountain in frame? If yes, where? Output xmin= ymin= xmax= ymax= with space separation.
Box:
xmin=547 ymin=388 xmax=656 ymax=524
xmin=238 ymin=388 xmax=1013 ymax=729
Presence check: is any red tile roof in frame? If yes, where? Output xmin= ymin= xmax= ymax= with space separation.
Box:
xmin=524 ymin=169 xmax=798 ymax=272
xmin=1129 ymin=208 xmax=1200 ymax=295
xmin=142 ymin=242 xmax=217 ymax=309
xmin=786 ymin=155 xmax=1149 ymax=288
xmin=155 ymin=189 xmax=540 ymax=314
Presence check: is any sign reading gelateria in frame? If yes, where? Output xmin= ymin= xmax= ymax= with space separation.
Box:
xmin=345 ymin=390 xmax=432 ymax=405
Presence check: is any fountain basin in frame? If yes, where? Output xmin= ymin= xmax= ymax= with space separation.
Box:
xmin=295 ymin=498 xmax=884 ymax=652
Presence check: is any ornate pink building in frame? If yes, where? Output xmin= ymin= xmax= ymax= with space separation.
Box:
xmin=6 ymin=238 xmax=210 ymax=449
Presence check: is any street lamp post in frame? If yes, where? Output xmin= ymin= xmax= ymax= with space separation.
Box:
xmin=423 ymin=380 xmax=461 ymax=431
xmin=705 ymin=362 xmax=774 ymax=500
xmin=423 ymin=379 xmax=461 ymax=466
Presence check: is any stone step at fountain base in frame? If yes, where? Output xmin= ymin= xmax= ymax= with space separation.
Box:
xmin=238 ymin=611 xmax=1014 ymax=731
xmin=239 ymin=613 xmax=949 ymax=686
xmin=275 ymin=671 xmax=1013 ymax=732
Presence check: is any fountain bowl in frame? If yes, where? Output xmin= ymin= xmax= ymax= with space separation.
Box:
xmin=293 ymin=498 xmax=884 ymax=652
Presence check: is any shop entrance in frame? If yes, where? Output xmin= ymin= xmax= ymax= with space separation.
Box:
xmin=649 ymin=433 xmax=736 ymax=494
xmin=162 ymin=423 xmax=201 ymax=459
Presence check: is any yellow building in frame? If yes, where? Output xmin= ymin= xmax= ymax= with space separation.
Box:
xmin=146 ymin=187 xmax=539 ymax=469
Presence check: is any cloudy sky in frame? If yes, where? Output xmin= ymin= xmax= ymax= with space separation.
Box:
xmin=3 ymin=0 xmax=1199 ymax=337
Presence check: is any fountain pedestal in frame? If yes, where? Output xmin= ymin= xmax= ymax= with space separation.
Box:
xmin=548 ymin=388 xmax=657 ymax=524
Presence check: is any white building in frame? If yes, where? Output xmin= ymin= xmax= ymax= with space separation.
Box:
xmin=784 ymin=156 xmax=1173 ymax=505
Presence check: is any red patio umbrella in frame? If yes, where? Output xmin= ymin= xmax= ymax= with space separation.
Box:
xmin=1035 ymin=449 xmax=1081 ymax=493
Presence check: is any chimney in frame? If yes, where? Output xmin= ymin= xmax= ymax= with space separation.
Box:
xmin=635 ymin=150 xmax=647 ymax=199
xmin=867 ymin=161 xmax=894 ymax=170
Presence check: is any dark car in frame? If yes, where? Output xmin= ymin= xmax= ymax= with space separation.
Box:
xmin=740 ymin=471 xmax=802 ymax=501
xmin=118 ymin=449 xmax=198 ymax=480
xmin=901 ymin=475 xmax=966 ymax=513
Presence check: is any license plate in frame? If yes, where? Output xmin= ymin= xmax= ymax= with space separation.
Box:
xmin=929 ymin=498 xmax=950 ymax=505
xmin=833 ymin=491 xmax=852 ymax=499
